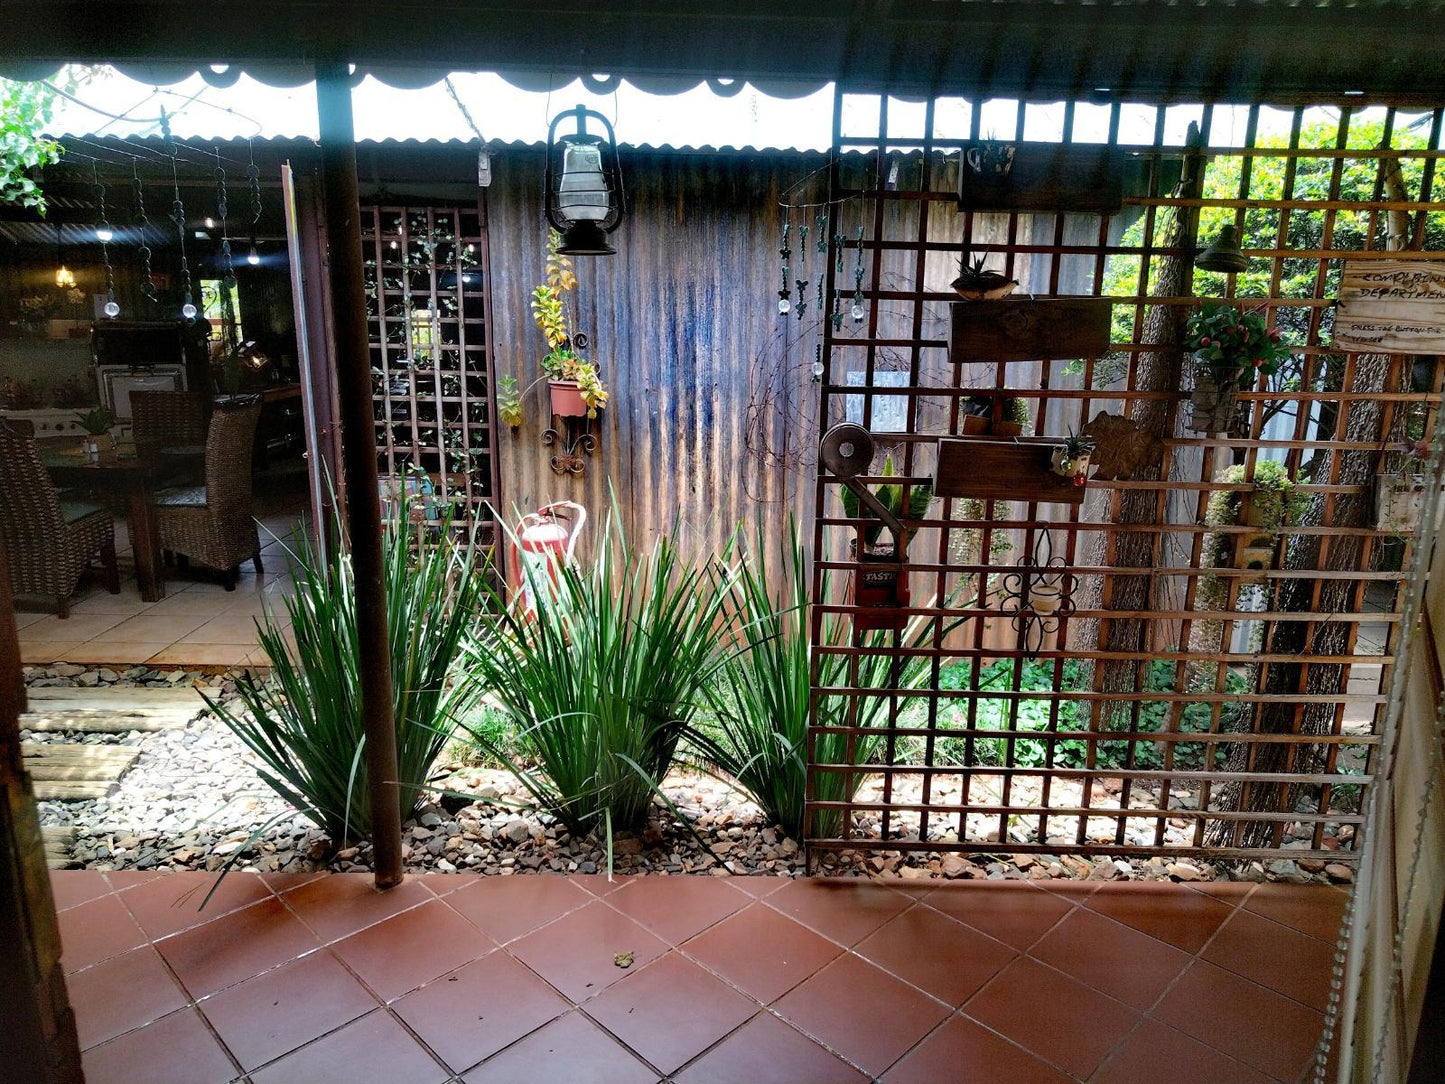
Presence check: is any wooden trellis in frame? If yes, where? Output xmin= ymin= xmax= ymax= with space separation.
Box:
xmin=806 ymin=93 xmax=1445 ymax=863
xmin=362 ymin=202 xmax=500 ymax=539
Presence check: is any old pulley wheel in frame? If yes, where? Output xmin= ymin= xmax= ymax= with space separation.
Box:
xmin=820 ymin=423 xmax=875 ymax=479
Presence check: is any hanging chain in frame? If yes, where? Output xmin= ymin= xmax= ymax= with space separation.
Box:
xmin=93 ymin=162 xmax=118 ymax=318
xmin=214 ymin=147 xmax=239 ymax=350
xmin=247 ymin=138 xmax=262 ymax=228
xmin=162 ymin=112 xmax=196 ymax=322
xmin=132 ymin=160 xmax=157 ymax=303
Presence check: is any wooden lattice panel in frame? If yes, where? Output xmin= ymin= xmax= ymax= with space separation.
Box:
xmin=806 ymin=94 xmax=1445 ymax=863
xmin=362 ymin=203 xmax=500 ymax=537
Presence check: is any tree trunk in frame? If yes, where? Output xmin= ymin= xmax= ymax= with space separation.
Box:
xmin=1088 ymin=125 xmax=1205 ymax=725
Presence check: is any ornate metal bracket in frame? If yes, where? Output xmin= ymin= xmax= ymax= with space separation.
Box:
xmin=1000 ymin=530 xmax=1075 ymax=658
xmin=542 ymin=414 xmax=597 ymax=475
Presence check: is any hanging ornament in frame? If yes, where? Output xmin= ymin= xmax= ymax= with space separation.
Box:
xmin=798 ymin=224 xmax=809 ymax=263
xmin=850 ymin=224 xmax=867 ymax=323
xmin=213 ymin=147 xmax=239 ymax=350
xmin=132 ymin=161 xmax=157 ymax=303
xmin=245 ymin=138 xmax=264 ymax=269
xmin=777 ymin=266 xmax=792 ymax=316
xmin=816 ymin=212 xmax=829 ymax=254
xmin=164 ymin=118 xmax=197 ymax=323
xmin=93 ymin=164 xmax=119 ymax=318
xmin=811 ymin=343 xmax=825 ymax=382
xmin=795 ymin=277 xmax=809 ymax=319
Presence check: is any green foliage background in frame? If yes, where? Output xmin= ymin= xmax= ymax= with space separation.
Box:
xmin=0 ymin=76 xmax=64 ymax=213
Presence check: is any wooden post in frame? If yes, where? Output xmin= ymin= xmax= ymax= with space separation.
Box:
xmin=0 ymin=547 xmax=84 ymax=1082
xmin=314 ymin=62 xmax=404 ymax=888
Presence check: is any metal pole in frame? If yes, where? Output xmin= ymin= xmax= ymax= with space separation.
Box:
xmin=314 ymin=62 xmax=404 ymax=888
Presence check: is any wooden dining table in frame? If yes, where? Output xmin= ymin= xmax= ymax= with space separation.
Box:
xmin=42 ymin=449 xmax=202 ymax=603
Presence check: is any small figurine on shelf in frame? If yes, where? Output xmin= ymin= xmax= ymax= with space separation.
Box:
xmin=1050 ymin=429 xmax=1095 ymax=486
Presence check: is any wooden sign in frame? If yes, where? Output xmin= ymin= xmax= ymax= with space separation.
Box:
xmin=934 ymin=437 xmax=1086 ymax=506
xmin=1334 ymin=260 xmax=1445 ymax=353
xmin=957 ymin=141 xmax=1124 ymax=214
xmin=950 ymin=298 xmax=1112 ymax=364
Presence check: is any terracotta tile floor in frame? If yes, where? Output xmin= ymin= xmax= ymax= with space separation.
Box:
xmin=15 ymin=501 xmax=304 ymax=669
xmin=49 ymin=870 xmax=1345 ymax=1083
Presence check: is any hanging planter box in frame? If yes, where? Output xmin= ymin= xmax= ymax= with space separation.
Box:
xmin=848 ymin=540 xmax=910 ymax=631
xmin=1189 ymin=377 xmax=1239 ymax=433
xmin=548 ymin=379 xmax=589 ymax=418
xmin=934 ymin=437 xmax=1086 ymax=506
xmin=950 ymin=298 xmax=1112 ymax=365
xmin=956 ymin=141 xmax=1125 ymax=214
xmin=1376 ymin=473 xmax=1432 ymax=533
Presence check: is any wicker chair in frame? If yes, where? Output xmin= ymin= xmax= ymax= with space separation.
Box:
xmin=130 ymin=389 xmax=207 ymax=449
xmin=0 ymin=422 xmax=120 ymax=616
xmin=151 ymin=398 xmax=263 ymax=589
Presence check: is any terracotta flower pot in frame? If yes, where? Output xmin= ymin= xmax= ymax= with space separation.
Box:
xmin=548 ymin=379 xmax=589 ymax=418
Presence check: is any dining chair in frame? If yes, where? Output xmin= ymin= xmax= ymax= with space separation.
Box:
xmin=0 ymin=421 xmax=120 ymax=616
xmin=151 ymin=397 xmax=263 ymax=589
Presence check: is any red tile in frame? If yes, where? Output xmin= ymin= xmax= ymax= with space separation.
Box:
xmin=416 ymin=872 xmax=472 ymax=896
xmin=683 ymin=901 xmax=843 ymax=1003
xmin=963 ymin=956 xmax=1139 ymax=1079
xmin=774 ymin=953 xmax=951 ymax=1078
xmin=259 ymin=870 xmax=329 ymax=894
xmin=882 ymin=1014 xmax=1072 ymax=1084
xmin=1028 ymin=907 xmax=1190 ymax=1010
xmin=765 ymin=878 xmax=913 ymax=946
xmin=445 ymin=873 xmax=593 ymax=944
xmin=81 ymin=1008 xmax=237 ymax=1084
xmin=855 ymin=904 xmax=1016 ymax=1006
xmin=103 ymin=869 xmax=165 ymax=891
xmin=727 ymin=874 xmax=792 ymax=899
xmin=1092 ymin=1018 xmax=1273 ymax=1084
xmin=1203 ymin=908 xmax=1334 ymax=1011
xmin=676 ymin=1011 xmax=869 ymax=1084
xmin=1244 ymin=883 xmax=1348 ymax=944
xmin=920 ymin=881 xmax=1074 ymax=950
xmin=157 ymin=896 xmax=321 ymax=998
xmin=508 ymin=899 xmax=668 ymax=1002
xmin=119 ymin=870 xmax=273 ymax=940
xmin=68 ymin=946 xmax=188 ymax=1050
xmin=464 ymin=1010 xmax=658 ymax=1084
xmin=50 ymin=870 xmax=112 ymax=912
xmin=59 ymin=892 xmax=146 ymax=972
xmin=1184 ymin=879 xmax=1259 ymax=906
xmin=1153 ymin=960 xmax=1323 ymax=1081
xmin=568 ymin=873 xmax=632 ymax=896
xmin=584 ymin=953 xmax=758 ymax=1074
xmin=606 ymin=875 xmax=750 ymax=944
xmin=280 ymin=873 xmax=435 ymax=942
xmin=250 ymin=1009 xmax=448 ymax=1084
xmin=1082 ymin=882 xmax=1235 ymax=953
xmin=198 ymin=949 xmax=378 ymax=1070
xmin=330 ymin=899 xmax=494 ymax=1001
xmin=392 ymin=951 xmax=569 ymax=1073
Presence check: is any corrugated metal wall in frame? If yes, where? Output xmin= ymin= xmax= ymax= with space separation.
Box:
xmin=485 ymin=149 xmax=827 ymax=563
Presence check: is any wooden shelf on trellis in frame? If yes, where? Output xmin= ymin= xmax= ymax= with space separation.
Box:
xmin=934 ymin=436 xmax=1087 ymax=506
xmin=949 ymin=297 xmax=1113 ymax=365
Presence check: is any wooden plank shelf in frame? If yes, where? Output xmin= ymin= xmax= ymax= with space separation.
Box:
xmin=934 ymin=437 xmax=1087 ymax=506
xmin=949 ymin=297 xmax=1113 ymax=364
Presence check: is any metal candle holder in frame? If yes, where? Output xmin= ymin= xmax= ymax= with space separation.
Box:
xmin=1001 ymin=530 xmax=1075 ymax=658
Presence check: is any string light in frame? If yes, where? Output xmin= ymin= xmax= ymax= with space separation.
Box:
xmin=93 ymin=163 xmax=119 ymax=318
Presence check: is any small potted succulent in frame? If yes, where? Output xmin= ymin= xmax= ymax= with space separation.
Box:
xmin=1184 ymin=304 xmax=1290 ymax=432
xmin=1050 ymin=429 xmax=1094 ymax=485
xmin=532 ymin=229 xmax=609 ymax=420
xmin=963 ymin=394 xmax=1032 ymax=436
xmin=75 ymin=407 xmax=116 ymax=463
xmin=950 ymin=254 xmax=1018 ymax=301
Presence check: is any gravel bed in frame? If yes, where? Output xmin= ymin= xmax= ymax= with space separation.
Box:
xmin=25 ymin=666 xmax=1353 ymax=887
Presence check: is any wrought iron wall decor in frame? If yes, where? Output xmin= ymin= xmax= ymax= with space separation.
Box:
xmin=542 ymin=413 xmax=598 ymax=475
xmin=1001 ymin=531 xmax=1075 ymax=658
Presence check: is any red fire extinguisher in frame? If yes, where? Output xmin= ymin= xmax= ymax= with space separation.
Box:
xmin=514 ymin=501 xmax=587 ymax=611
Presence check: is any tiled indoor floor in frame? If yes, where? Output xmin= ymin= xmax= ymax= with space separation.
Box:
xmin=15 ymin=501 xmax=304 ymax=668
xmin=51 ymin=870 xmax=1344 ymax=1084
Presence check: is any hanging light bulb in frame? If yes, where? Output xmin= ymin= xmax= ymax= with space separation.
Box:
xmin=181 ymin=301 xmax=197 ymax=321
xmin=103 ymin=300 xmax=120 ymax=318
xmin=95 ymin=225 xmax=114 ymax=243
xmin=247 ymin=241 xmax=261 ymax=266
xmin=55 ymin=264 xmax=76 ymax=288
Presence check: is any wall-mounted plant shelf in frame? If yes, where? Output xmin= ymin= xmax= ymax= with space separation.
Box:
xmin=934 ymin=437 xmax=1086 ymax=506
xmin=956 ymin=141 xmax=1124 ymax=213
xmin=950 ymin=298 xmax=1112 ymax=364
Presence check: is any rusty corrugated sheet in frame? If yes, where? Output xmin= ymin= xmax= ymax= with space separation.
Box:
xmin=486 ymin=149 xmax=827 ymax=565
